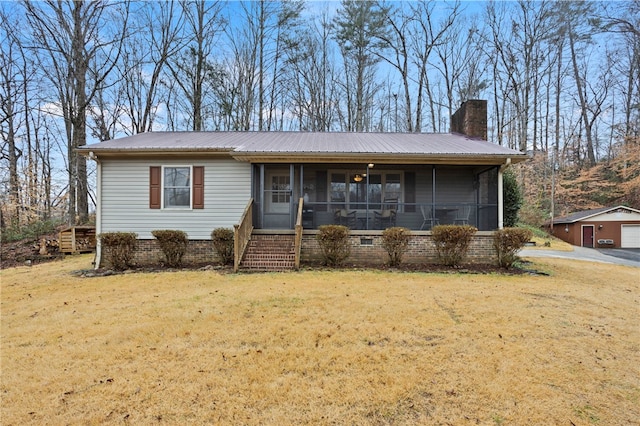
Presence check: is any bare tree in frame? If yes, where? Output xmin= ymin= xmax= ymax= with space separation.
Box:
xmin=284 ymin=11 xmax=337 ymax=131
xmin=223 ymin=7 xmax=259 ymax=131
xmin=264 ymin=0 xmax=304 ymax=131
xmin=167 ymin=0 xmax=224 ymax=131
xmin=0 ymin=9 xmax=23 ymax=226
xmin=548 ymin=1 xmax=616 ymax=167
xmin=602 ymin=0 xmax=640 ymax=139
xmin=484 ymin=0 xmax=554 ymax=153
xmin=429 ymin=2 xmax=480 ymax=131
xmin=116 ymin=1 xmax=185 ymax=134
xmin=24 ymin=0 xmax=129 ymax=224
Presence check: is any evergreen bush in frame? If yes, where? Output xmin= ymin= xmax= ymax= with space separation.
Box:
xmin=98 ymin=232 xmax=137 ymax=270
xmin=493 ymin=227 xmax=533 ymax=269
xmin=381 ymin=227 xmax=411 ymax=267
xmin=431 ymin=225 xmax=477 ymax=267
xmin=151 ymin=230 xmax=188 ymax=267
xmin=503 ymin=169 xmax=523 ymax=227
xmin=211 ymin=228 xmax=234 ymax=265
xmin=1 ymin=219 xmax=64 ymax=243
xmin=316 ymin=225 xmax=350 ymax=267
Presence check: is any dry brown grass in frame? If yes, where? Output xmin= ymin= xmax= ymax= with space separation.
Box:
xmin=2 ymin=255 xmax=639 ymax=425
xmin=528 ymin=235 xmax=574 ymax=251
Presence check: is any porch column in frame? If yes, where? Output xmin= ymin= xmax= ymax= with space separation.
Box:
xmin=498 ymin=170 xmax=504 ymax=229
xmin=95 ymin=155 xmax=102 ymax=268
xmin=290 ymin=164 xmax=295 ymax=228
xmin=259 ymin=164 xmax=265 ymax=228
xmin=498 ymin=158 xmax=511 ymax=229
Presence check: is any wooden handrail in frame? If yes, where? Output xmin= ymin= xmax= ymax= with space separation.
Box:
xmin=233 ymin=198 xmax=254 ymax=272
xmin=294 ymin=197 xmax=304 ymax=270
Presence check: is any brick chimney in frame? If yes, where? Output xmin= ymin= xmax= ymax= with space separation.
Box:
xmin=450 ymin=100 xmax=487 ymax=140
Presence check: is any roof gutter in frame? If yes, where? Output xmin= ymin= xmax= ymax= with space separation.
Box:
xmin=231 ymin=152 xmax=527 ymax=165
xmin=500 ymin=157 xmax=512 ymax=171
xmin=86 ymin=151 xmax=102 ymax=270
xmin=77 ymin=147 xmax=235 ymax=157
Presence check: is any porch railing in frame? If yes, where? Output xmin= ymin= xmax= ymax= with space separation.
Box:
xmin=233 ymin=198 xmax=254 ymax=272
xmin=294 ymin=198 xmax=304 ymax=270
xmin=294 ymin=202 xmax=499 ymax=232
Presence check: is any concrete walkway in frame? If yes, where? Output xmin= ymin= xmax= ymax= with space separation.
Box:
xmin=519 ymin=246 xmax=640 ymax=268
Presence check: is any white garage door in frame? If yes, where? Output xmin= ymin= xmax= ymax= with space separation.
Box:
xmin=621 ymin=224 xmax=640 ymax=248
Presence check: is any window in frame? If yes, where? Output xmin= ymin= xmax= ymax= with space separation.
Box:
xmin=150 ymin=166 xmax=204 ymax=209
xmin=385 ymin=174 xmax=401 ymax=204
xmin=328 ymin=170 xmax=402 ymax=210
xmin=164 ymin=166 xmax=191 ymax=208
xmin=330 ymin=173 xmax=346 ymax=209
xmin=271 ymin=175 xmax=291 ymax=203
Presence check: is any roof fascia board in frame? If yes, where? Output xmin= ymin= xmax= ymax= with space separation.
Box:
xmin=231 ymin=153 xmax=527 ymax=165
xmin=77 ymin=149 xmax=234 ymax=158
xmin=556 ymin=205 xmax=640 ymax=223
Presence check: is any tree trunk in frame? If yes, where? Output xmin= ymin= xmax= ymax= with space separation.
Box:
xmin=568 ymin=27 xmax=596 ymax=166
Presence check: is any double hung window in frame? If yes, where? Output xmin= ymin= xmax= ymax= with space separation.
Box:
xmin=149 ymin=165 xmax=204 ymax=209
xmin=164 ymin=166 xmax=191 ymax=208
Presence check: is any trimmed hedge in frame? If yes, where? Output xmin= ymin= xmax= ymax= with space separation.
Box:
xmin=151 ymin=230 xmax=188 ymax=267
xmin=431 ymin=225 xmax=478 ymax=267
xmin=98 ymin=232 xmax=137 ymax=271
xmin=493 ymin=227 xmax=533 ymax=269
xmin=316 ymin=225 xmax=350 ymax=267
xmin=212 ymin=228 xmax=234 ymax=265
xmin=381 ymin=227 xmax=411 ymax=267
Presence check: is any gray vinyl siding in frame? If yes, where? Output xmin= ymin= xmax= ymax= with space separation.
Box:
xmin=415 ymin=169 xmax=433 ymax=205
xmin=100 ymin=158 xmax=251 ymax=239
xmin=434 ymin=167 xmax=475 ymax=204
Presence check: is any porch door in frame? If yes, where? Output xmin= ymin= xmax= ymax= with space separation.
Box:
xmin=264 ymin=169 xmax=292 ymax=229
xmin=266 ymin=170 xmax=291 ymax=214
xmin=582 ymin=225 xmax=594 ymax=248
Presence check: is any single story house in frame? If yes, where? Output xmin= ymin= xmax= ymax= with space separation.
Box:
xmin=549 ymin=205 xmax=640 ymax=248
xmin=79 ymin=100 xmax=528 ymax=271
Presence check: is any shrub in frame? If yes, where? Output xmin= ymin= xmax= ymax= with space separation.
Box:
xmin=151 ymin=230 xmax=188 ymax=267
xmin=381 ymin=227 xmax=411 ymax=267
xmin=503 ymin=168 xmax=523 ymax=227
xmin=212 ymin=228 xmax=234 ymax=265
xmin=316 ymin=225 xmax=350 ymax=267
xmin=493 ymin=227 xmax=533 ymax=269
xmin=98 ymin=232 xmax=137 ymax=271
xmin=0 ymin=219 xmax=64 ymax=243
xmin=431 ymin=225 xmax=477 ymax=267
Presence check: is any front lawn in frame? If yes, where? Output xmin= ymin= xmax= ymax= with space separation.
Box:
xmin=1 ymin=255 xmax=638 ymax=424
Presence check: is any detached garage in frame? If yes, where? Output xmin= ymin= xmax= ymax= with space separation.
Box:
xmin=549 ymin=206 xmax=640 ymax=248
xmin=622 ymin=224 xmax=640 ymax=248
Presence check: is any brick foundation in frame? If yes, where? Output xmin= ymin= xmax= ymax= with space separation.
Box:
xmin=100 ymin=239 xmax=220 ymax=268
xmin=301 ymin=231 xmax=496 ymax=265
xmin=102 ymin=232 xmax=497 ymax=269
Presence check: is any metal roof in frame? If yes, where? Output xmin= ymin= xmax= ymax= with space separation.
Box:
xmin=552 ymin=205 xmax=640 ymax=224
xmin=78 ymin=131 xmax=527 ymax=164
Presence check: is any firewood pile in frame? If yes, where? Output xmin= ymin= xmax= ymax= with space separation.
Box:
xmin=1 ymin=232 xmax=63 ymax=269
xmin=59 ymin=226 xmax=96 ymax=254
xmin=34 ymin=237 xmax=60 ymax=255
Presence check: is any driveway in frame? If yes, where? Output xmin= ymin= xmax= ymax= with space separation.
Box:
xmin=519 ymin=246 xmax=640 ymax=268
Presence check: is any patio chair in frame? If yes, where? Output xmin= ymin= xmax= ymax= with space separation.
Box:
xmin=453 ymin=205 xmax=471 ymax=225
xmin=420 ymin=205 xmax=439 ymax=230
xmin=334 ymin=209 xmax=357 ymax=228
xmin=383 ymin=197 xmax=398 ymax=211
xmin=374 ymin=209 xmax=396 ymax=229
